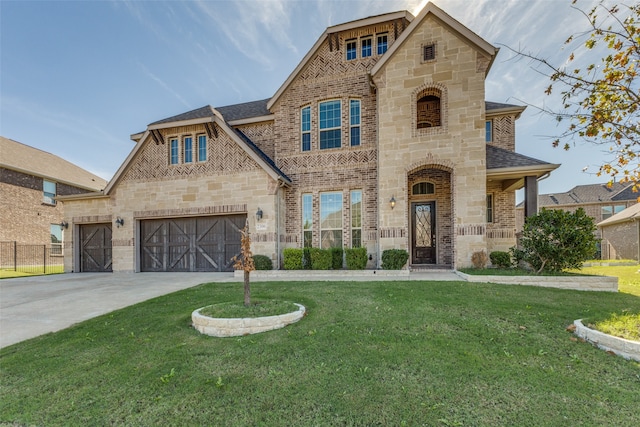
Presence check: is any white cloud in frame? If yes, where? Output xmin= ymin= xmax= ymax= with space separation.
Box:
xmin=137 ymin=62 xmax=192 ymax=108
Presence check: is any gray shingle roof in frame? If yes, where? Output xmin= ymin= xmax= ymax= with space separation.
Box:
xmin=216 ymin=99 xmax=271 ymax=121
xmin=539 ymin=182 xmax=636 ymax=206
xmin=486 ymin=145 xmax=552 ymax=170
xmin=485 ymin=101 xmax=521 ymax=111
xmin=149 ymin=105 xmax=216 ymax=126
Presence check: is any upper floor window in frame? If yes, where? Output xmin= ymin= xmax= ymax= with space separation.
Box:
xmin=412 ymin=182 xmax=435 ymax=195
xmin=485 ymin=120 xmax=493 ymax=142
xmin=319 ymin=100 xmax=341 ymax=149
xmin=423 ymin=43 xmax=436 ymax=61
xmin=602 ymin=204 xmax=626 ymax=220
xmin=184 ymin=136 xmax=193 ymax=163
xmin=361 ymin=38 xmax=372 ymax=58
xmin=346 ymin=40 xmax=357 ymax=61
xmin=301 ymin=106 xmax=311 ymax=152
xmin=170 ymin=138 xmax=179 ymax=164
xmin=417 ymin=90 xmax=442 ymax=129
xmin=43 ymin=180 xmax=56 ymax=205
xmin=198 ymin=135 xmax=207 ymax=161
xmin=349 ymin=99 xmax=361 ymax=147
xmin=377 ymin=34 xmax=388 ymax=55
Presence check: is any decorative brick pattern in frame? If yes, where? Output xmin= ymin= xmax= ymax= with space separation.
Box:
xmin=236 ymin=122 xmax=275 ymax=160
xmin=134 ymin=204 xmax=247 ymax=219
xmin=489 ymin=115 xmax=516 ymax=151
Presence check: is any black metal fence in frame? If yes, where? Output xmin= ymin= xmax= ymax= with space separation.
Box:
xmin=0 ymin=241 xmax=64 ymax=275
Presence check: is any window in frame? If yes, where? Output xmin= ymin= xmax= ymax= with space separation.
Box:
xmin=486 ymin=194 xmax=494 ymax=223
xmin=412 ymin=182 xmax=435 ymax=195
xmin=43 ymin=180 xmax=56 ymax=205
xmin=361 ymin=38 xmax=372 ymax=58
xmin=319 ymin=100 xmax=341 ymax=149
xmin=320 ymin=192 xmax=343 ymax=248
xmin=198 ymin=135 xmax=207 ymax=161
xmin=602 ymin=204 xmax=626 ymax=220
xmin=351 ymin=190 xmax=362 ymax=248
xmin=301 ymin=106 xmax=311 ymax=152
xmin=50 ymin=224 xmax=63 ymax=255
xmin=377 ymin=34 xmax=388 ymax=55
xmin=170 ymin=138 xmax=179 ymax=164
xmin=485 ymin=120 xmax=493 ymax=142
xmin=346 ymin=40 xmax=357 ymax=60
xmin=349 ymin=99 xmax=361 ymax=147
xmin=184 ymin=136 xmax=193 ymax=163
xmin=302 ymin=194 xmax=313 ymax=248
xmin=423 ymin=43 xmax=436 ymax=61
xmin=417 ymin=88 xmax=442 ymax=129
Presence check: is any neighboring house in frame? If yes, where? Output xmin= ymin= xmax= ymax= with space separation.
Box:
xmin=516 ymin=182 xmax=638 ymax=238
xmin=0 ymin=136 xmax=107 ymax=254
xmin=598 ymin=203 xmax=640 ymax=261
xmin=59 ymin=2 xmax=558 ymax=273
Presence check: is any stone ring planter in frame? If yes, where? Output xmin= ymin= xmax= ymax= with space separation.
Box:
xmin=573 ymin=319 xmax=640 ymax=362
xmin=192 ymin=303 xmax=306 ymax=337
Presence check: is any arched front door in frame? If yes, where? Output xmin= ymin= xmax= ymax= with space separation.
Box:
xmin=411 ymin=201 xmax=436 ymax=264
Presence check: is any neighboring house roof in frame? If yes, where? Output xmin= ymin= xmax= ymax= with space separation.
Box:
xmin=598 ymin=202 xmax=640 ymax=227
xmin=0 ymin=136 xmax=107 ymax=191
xmin=539 ymin=182 xmax=636 ymax=207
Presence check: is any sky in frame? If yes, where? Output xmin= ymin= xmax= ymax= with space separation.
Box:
xmin=0 ymin=0 xmax=624 ymax=200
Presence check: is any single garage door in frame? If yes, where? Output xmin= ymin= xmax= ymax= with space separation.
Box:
xmin=140 ymin=215 xmax=246 ymax=272
xmin=80 ymin=224 xmax=113 ymax=272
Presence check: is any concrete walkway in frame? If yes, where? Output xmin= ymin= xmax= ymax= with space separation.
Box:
xmin=0 ymin=270 xmax=460 ymax=349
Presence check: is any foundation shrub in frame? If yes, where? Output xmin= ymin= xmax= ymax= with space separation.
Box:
xmin=330 ymin=247 xmax=344 ymax=269
xmin=283 ymin=248 xmax=304 ymax=270
xmin=381 ymin=249 xmax=409 ymax=270
xmin=253 ymin=255 xmax=273 ymax=271
xmin=471 ymin=251 xmax=488 ymax=269
xmin=489 ymin=251 xmax=511 ymax=269
xmin=309 ymin=248 xmax=332 ymax=270
xmin=345 ymin=247 xmax=368 ymax=270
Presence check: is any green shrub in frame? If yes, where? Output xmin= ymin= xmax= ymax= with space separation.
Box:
xmin=513 ymin=207 xmax=597 ymax=274
xmin=345 ymin=247 xmax=367 ymax=270
xmin=381 ymin=249 xmax=409 ymax=270
xmin=309 ymin=248 xmax=332 ymax=270
xmin=253 ymin=255 xmax=273 ymax=270
xmin=283 ymin=248 xmax=304 ymax=270
xmin=303 ymin=248 xmax=312 ymax=270
xmin=330 ymin=247 xmax=344 ymax=269
xmin=489 ymin=251 xmax=511 ymax=269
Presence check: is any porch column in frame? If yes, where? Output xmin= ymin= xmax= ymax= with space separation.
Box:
xmin=524 ymin=175 xmax=538 ymax=218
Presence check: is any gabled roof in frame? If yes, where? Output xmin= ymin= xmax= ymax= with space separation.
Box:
xmin=217 ymin=99 xmax=272 ymax=123
xmin=539 ymin=182 xmax=637 ymax=207
xmin=598 ymin=202 xmax=640 ymax=227
xmin=0 ymin=136 xmax=107 ymax=191
xmin=371 ymin=2 xmax=497 ymax=78
xmin=108 ymin=107 xmax=290 ymax=195
xmin=486 ymin=145 xmax=559 ymax=172
xmin=267 ymin=10 xmax=413 ymax=110
xmin=485 ymin=101 xmax=526 ymax=119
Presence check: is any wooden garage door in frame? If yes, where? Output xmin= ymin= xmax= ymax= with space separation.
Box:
xmin=140 ymin=215 xmax=246 ymax=272
xmin=80 ymin=224 xmax=113 ymax=272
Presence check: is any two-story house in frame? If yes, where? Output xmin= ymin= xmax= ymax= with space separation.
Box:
xmin=0 ymin=136 xmax=107 ymax=262
xmin=59 ymin=2 xmax=558 ymax=273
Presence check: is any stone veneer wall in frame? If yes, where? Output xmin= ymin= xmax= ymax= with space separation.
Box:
xmin=375 ymin=14 xmax=490 ymax=268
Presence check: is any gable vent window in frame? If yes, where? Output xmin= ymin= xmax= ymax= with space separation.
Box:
xmin=416 ymin=88 xmax=442 ymax=129
xmin=423 ymin=43 xmax=436 ymax=61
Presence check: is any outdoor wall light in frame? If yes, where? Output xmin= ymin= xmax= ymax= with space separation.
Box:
xmin=60 ymin=220 xmax=68 ymax=229
xmin=390 ymin=196 xmax=396 ymax=210
xmin=256 ymin=207 xmax=263 ymax=222
xmin=115 ymin=217 xmax=124 ymax=228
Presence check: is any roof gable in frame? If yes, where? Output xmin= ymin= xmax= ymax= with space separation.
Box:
xmin=0 ymin=136 xmax=107 ymax=191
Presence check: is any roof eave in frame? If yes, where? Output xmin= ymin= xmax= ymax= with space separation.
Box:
xmin=486 ymin=105 xmax=527 ymax=119
xmin=56 ymin=191 xmax=109 ymax=202
xmin=0 ymin=163 xmax=106 ymax=192
xmin=228 ymin=114 xmax=275 ymax=126
xmin=486 ymin=164 xmax=560 ymax=180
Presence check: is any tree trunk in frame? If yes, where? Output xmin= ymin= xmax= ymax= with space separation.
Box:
xmin=244 ymin=270 xmax=251 ymax=306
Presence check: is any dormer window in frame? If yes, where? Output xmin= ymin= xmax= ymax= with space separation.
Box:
xmin=346 ymin=40 xmax=357 ymax=61
xmin=377 ymin=34 xmax=388 ymax=55
xmin=361 ymin=38 xmax=372 ymax=58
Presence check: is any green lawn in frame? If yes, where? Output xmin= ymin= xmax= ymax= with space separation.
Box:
xmin=1 ymin=280 xmax=639 ymax=426
xmin=0 ymin=265 xmax=64 ymax=279
xmin=577 ymin=264 xmax=640 ymax=296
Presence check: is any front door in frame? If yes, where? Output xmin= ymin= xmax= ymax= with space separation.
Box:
xmin=411 ymin=202 xmax=436 ymax=264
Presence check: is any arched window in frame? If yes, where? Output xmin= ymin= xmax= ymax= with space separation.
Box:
xmin=417 ymin=90 xmax=441 ymax=129
xmin=412 ymin=182 xmax=435 ymax=195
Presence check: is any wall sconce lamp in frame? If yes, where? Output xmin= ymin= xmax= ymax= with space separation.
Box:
xmin=60 ymin=220 xmax=69 ymax=229
xmin=256 ymin=207 xmax=263 ymax=222
xmin=115 ymin=217 xmax=124 ymax=228
xmin=390 ymin=196 xmax=396 ymax=210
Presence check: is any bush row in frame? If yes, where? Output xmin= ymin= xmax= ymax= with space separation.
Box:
xmin=279 ymin=248 xmax=408 ymax=270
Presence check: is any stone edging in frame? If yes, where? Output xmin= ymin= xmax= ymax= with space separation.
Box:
xmin=192 ymin=303 xmax=306 ymax=337
xmin=235 ymin=270 xmax=410 ymax=279
xmin=455 ymin=271 xmax=618 ymax=292
xmin=573 ymin=319 xmax=640 ymax=362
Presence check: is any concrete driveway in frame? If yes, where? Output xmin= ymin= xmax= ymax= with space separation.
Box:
xmin=0 ymin=272 xmax=235 ymax=349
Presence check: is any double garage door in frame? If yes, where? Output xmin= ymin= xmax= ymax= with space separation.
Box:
xmin=140 ymin=215 xmax=246 ymax=272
